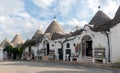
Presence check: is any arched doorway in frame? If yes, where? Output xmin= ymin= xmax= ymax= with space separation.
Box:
xmin=81 ymin=35 xmax=93 ymax=57
xmin=43 ymin=40 xmax=50 ymax=55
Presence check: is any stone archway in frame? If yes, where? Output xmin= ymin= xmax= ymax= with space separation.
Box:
xmin=81 ymin=35 xmax=93 ymax=57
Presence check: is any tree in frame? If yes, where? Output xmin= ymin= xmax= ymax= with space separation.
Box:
xmin=12 ymin=48 xmax=18 ymax=60
xmin=17 ymin=47 xmax=23 ymax=59
xmin=3 ymin=45 xmax=13 ymax=59
xmin=3 ymin=45 xmax=21 ymax=60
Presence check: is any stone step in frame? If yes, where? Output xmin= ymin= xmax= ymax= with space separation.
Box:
xmin=81 ymin=57 xmax=93 ymax=62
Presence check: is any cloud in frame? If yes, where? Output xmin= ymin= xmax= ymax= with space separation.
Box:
xmin=86 ymin=0 xmax=100 ymax=13
xmin=0 ymin=0 xmax=50 ymax=41
xmin=0 ymin=16 xmax=6 ymax=22
xmin=67 ymin=18 xmax=87 ymax=27
xmin=55 ymin=0 xmax=76 ymax=16
xmin=102 ymin=0 xmax=119 ymax=18
xmin=32 ymin=0 xmax=77 ymax=18
xmin=0 ymin=0 xmax=119 ymax=42
xmin=33 ymin=0 xmax=55 ymax=9
xmin=86 ymin=0 xmax=119 ymax=18
xmin=60 ymin=18 xmax=87 ymax=33
xmin=0 ymin=0 xmax=24 ymax=16
xmin=0 ymin=0 xmax=26 ymax=41
xmin=17 ymin=12 xmax=31 ymax=18
xmin=0 ymin=12 xmax=51 ymax=41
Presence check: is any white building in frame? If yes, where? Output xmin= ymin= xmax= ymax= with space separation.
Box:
xmin=0 ymin=49 xmax=3 ymax=60
xmin=0 ymin=38 xmax=11 ymax=60
xmin=0 ymin=33 xmax=24 ymax=60
xmin=26 ymin=6 xmax=120 ymax=63
xmin=110 ymin=6 xmax=120 ymax=63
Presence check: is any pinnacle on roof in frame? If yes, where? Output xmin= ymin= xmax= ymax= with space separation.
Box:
xmin=98 ymin=6 xmax=101 ymax=11
xmin=36 ymin=27 xmax=44 ymax=35
xmin=53 ymin=16 xmax=56 ymax=21
xmin=89 ymin=10 xmax=111 ymax=28
xmin=11 ymin=33 xmax=24 ymax=44
xmin=45 ymin=20 xmax=64 ymax=34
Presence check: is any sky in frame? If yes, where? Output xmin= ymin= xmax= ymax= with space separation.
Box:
xmin=0 ymin=0 xmax=119 ymax=42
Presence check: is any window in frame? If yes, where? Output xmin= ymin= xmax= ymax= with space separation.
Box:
xmin=52 ymin=44 xmax=54 ymax=46
xmin=73 ymin=43 xmax=75 ymax=46
xmin=66 ymin=43 xmax=70 ymax=48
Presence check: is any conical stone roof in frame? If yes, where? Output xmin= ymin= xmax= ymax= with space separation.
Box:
xmin=45 ymin=20 xmax=64 ymax=34
xmin=0 ymin=38 xmax=10 ymax=47
xmin=89 ymin=11 xmax=111 ymax=28
xmin=31 ymin=28 xmax=44 ymax=42
xmin=11 ymin=33 xmax=24 ymax=44
xmin=114 ymin=6 xmax=120 ymax=23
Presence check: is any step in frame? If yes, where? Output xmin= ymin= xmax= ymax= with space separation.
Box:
xmin=81 ymin=57 xmax=93 ymax=62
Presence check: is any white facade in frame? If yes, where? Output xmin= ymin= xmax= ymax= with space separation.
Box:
xmin=26 ymin=22 xmax=120 ymax=63
xmin=28 ymin=22 xmax=120 ymax=63
xmin=75 ymin=26 xmax=109 ymax=62
xmin=28 ymin=18 xmax=120 ymax=63
xmin=0 ymin=49 xmax=3 ymax=60
xmin=0 ymin=47 xmax=5 ymax=60
xmin=110 ymin=23 xmax=120 ymax=63
xmin=31 ymin=46 xmax=37 ymax=57
xmin=38 ymin=25 xmax=110 ymax=63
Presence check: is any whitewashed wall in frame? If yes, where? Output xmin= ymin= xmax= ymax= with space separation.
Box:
xmin=55 ymin=42 xmax=62 ymax=55
xmin=79 ymin=26 xmax=108 ymax=62
xmin=93 ymin=32 xmax=108 ymax=62
xmin=51 ymin=39 xmax=64 ymax=60
xmin=110 ymin=23 xmax=120 ymax=63
xmin=63 ymin=38 xmax=76 ymax=61
xmin=49 ymin=41 xmax=55 ymax=50
xmin=25 ymin=47 xmax=29 ymax=52
xmin=0 ymin=49 xmax=3 ymax=60
xmin=52 ymin=25 xmax=109 ymax=61
xmin=39 ymin=25 xmax=110 ymax=62
xmin=31 ymin=46 xmax=37 ymax=56
xmin=81 ymin=26 xmax=108 ymax=49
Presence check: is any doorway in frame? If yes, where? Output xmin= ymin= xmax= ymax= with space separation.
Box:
xmin=58 ymin=49 xmax=63 ymax=60
xmin=86 ymin=41 xmax=92 ymax=56
xmin=66 ymin=49 xmax=71 ymax=61
xmin=47 ymin=44 xmax=50 ymax=55
xmin=81 ymin=35 xmax=92 ymax=57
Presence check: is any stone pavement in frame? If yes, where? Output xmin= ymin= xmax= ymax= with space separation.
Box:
xmin=0 ymin=61 xmax=120 ymax=73
xmin=38 ymin=60 xmax=120 ymax=69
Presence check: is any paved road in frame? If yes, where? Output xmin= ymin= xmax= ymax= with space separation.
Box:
xmin=0 ymin=61 xmax=119 ymax=73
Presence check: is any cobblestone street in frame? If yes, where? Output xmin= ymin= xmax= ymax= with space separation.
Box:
xmin=0 ymin=61 xmax=120 ymax=73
